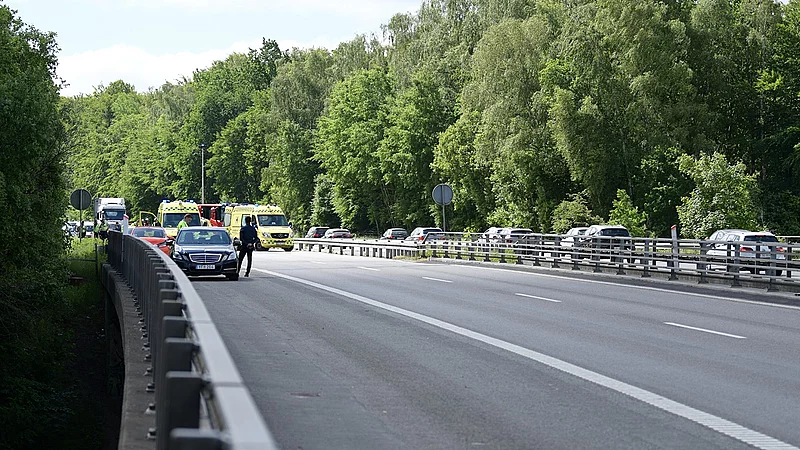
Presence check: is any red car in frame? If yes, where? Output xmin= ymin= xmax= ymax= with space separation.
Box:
xmin=131 ymin=226 xmax=171 ymax=255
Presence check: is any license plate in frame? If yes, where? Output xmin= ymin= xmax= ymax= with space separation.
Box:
xmin=196 ymin=264 xmax=215 ymax=270
xmin=275 ymin=240 xmax=285 ymax=245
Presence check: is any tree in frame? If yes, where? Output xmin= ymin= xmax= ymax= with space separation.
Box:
xmin=608 ymin=189 xmax=647 ymax=236
xmin=550 ymin=192 xmax=602 ymax=234
xmin=677 ymin=153 xmax=758 ymax=238
xmin=0 ymin=5 xmax=71 ymax=447
xmin=547 ymin=0 xmax=703 ymax=214
xmin=378 ymin=69 xmax=453 ymax=228
xmin=314 ymin=69 xmax=393 ymax=232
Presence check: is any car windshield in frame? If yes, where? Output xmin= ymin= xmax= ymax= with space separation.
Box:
xmin=391 ymin=230 xmax=407 ymax=236
xmin=423 ymin=228 xmax=442 ymax=234
xmin=163 ymin=212 xmax=200 ymax=227
xmin=257 ymin=214 xmax=288 ymax=227
xmin=103 ymin=209 xmax=125 ymax=220
xmin=177 ymin=229 xmax=231 ymax=245
xmin=599 ymin=229 xmax=630 ymax=237
xmin=744 ymin=235 xmax=779 ymax=243
xmin=133 ymin=228 xmax=166 ymax=238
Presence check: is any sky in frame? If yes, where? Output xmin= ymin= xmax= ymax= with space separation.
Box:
xmin=4 ymin=0 xmax=422 ymax=96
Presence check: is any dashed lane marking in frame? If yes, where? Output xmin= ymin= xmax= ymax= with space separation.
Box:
xmin=252 ymin=268 xmax=798 ymax=450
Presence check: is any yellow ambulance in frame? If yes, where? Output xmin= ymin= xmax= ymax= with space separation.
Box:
xmin=224 ymin=204 xmax=294 ymax=251
xmin=156 ymin=200 xmax=203 ymax=239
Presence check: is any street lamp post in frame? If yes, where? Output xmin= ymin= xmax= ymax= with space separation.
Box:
xmin=199 ymin=143 xmax=206 ymax=203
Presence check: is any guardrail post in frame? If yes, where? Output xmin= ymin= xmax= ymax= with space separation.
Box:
xmin=160 ymin=371 xmax=203 ymax=450
xmin=499 ymin=247 xmax=507 ymax=263
xmin=641 ymin=240 xmax=650 ymax=278
xmin=697 ymin=242 xmax=708 ymax=284
xmin=548 ymin=236 xmax=558 ymax=268
xmin=730 ymin=244 xmax=742 ymax=287
xmin=156 ymin=339 xmax=196 ymax=450
xmin=171 ymin=429 xmax=222 ymax=450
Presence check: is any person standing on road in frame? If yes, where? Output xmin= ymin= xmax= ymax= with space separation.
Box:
xmin=176 ymin=214 xmax=192 ymax=232
xmin=238 ymin=215 xmax=258 ymax=277
xmin=97 ymin=219 xmax=109 ymax=241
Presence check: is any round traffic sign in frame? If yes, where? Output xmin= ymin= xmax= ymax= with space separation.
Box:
xmin=70 ymin=189 xmax=92 ymax=210
xmin=432 ymin=183 xmax=453 ymax=206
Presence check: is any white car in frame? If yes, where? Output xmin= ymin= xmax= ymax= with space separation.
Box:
xmin=560 ymin=227 xmax=589 ymax=247
xmin=706 ymin=231 xmax=786 ymax=275
xmin=405 ymin=227 xmax=445 ymax=243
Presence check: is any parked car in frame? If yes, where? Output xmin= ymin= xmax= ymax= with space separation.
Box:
xmin=305 ymin=227 xmax=330 ymax=238
xmin=406 ymin=227 xmax=445 ymax=243
xmin=573 ymin=225 xmax=633 ymax=262
xmin=477 ymin=227 xmax=503 ymax=244
xmin=380 ymin=228 xmax=408 ymax=240
xmin=497 ymin=228 xmax=533 ymax=244
xmin=323 ymin=228 xmax=352 ymax=239
xmin=706 ymin=231 xmax=786 ymax=275
xmin=707 ymin=229 xmax=749 ymax=242
xmin=131 ymin=226 xmax=171 ymax=255
xmin=170 ymin=227 xmax=239 ymax=280
xmin=560 ymin=227 xmax=589 ymax=247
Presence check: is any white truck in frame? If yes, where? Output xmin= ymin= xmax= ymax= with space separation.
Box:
xmin=94 ymin=197 xmax=127 ymax=231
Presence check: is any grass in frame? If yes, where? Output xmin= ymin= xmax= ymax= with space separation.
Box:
xmin=60 ymin=238 xmax=116 ymax=449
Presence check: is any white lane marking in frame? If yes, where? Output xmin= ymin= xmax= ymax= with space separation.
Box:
xmin=358 ymin=266 xmax=380 ymax=272
xmin=453 ymin=264 xmax=800 ymax=311
xmin=252 ymin=267 xmax=798 ymax=450
xmin=515 ymin=293 xmax=562 ymax=303
xmin=664 ymin=322 xmax=747 ymax=339
xmin=422 ymin=276 xmax=452 ymax=283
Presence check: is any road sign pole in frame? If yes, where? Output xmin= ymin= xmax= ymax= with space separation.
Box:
xmin=442 ymin=202 xmax=446 ymax=233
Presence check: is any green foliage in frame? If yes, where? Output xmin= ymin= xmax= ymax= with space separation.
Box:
xmin=314 ymin=69 xmax=393 ymax=231
xmin=633 ymin=147 xmax=692 ymax=237
xmin=550 ymin=192 xmax=601 ymax=234
xmin=608 ymin=189 xmax=648 ymax=237
xmin=310 ymin=174 xmax=339 ymax=228
xmin=55 ymin=0 xmax=800 ymax=239
xmin=677 ymin=153 xmax=759 ymax=238
xmin=0 ymin=5 xmax=79 ymax=447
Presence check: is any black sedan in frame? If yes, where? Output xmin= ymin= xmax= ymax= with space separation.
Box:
xmin=171 ymin=227 xmax=239 ymax=280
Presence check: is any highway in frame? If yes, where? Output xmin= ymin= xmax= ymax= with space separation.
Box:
xmin=194 ymin=250 xmax=800 ymax=450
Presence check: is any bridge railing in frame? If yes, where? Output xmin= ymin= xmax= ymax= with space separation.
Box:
xmin=107 ymin=230 xmax=278 ymax=450
xmin=294 ymin=232 xmax=799 ymax=291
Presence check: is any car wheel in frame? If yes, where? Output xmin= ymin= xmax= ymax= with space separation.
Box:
xmin=775 ymin=270 xmax=783 ymax=277
xmin=226 ymin=274 xmax=239 ymax=281
xmin=255 ymin=241 xmax=263 ymax=251
xmin=283 ymin=247 xmax=293 ymax=252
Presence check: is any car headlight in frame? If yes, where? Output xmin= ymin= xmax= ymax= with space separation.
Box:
xmin=289 ymin=231 xmax=294 ymax=238
xmin=225 ymin=252 xmax=236 ymax=261
xmin=262 ymin=231 xmax=271 ymax=238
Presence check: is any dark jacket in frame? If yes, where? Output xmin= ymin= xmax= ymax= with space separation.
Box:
xmin=239 ymin=224 xmax=259 ymax=246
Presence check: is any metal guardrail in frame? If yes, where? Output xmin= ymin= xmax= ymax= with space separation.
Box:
xmin=295 ymin=232 xmax=799 ymax=292
xmin=107 ymin=230 xmax=278 ymax=450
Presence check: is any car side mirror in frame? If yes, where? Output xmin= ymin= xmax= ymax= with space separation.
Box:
xmin=165 ymin=239 xmax=174 ymax=247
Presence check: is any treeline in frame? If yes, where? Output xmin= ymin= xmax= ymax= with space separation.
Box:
xmin=65 ymin=0 xmax=800 ymax=238
xmin=0 ymin=5 xmax=90 ymax=448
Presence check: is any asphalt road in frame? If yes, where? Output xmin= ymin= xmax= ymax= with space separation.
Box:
xmin=193 ymin=250 xmax=800 ymax=450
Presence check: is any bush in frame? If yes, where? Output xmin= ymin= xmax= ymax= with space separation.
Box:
xmin=551 ymin=192 xmax=602 ymax=234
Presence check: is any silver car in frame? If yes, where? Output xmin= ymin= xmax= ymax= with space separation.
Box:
xmin=706 ymin=231 xmax=786 ymax=275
